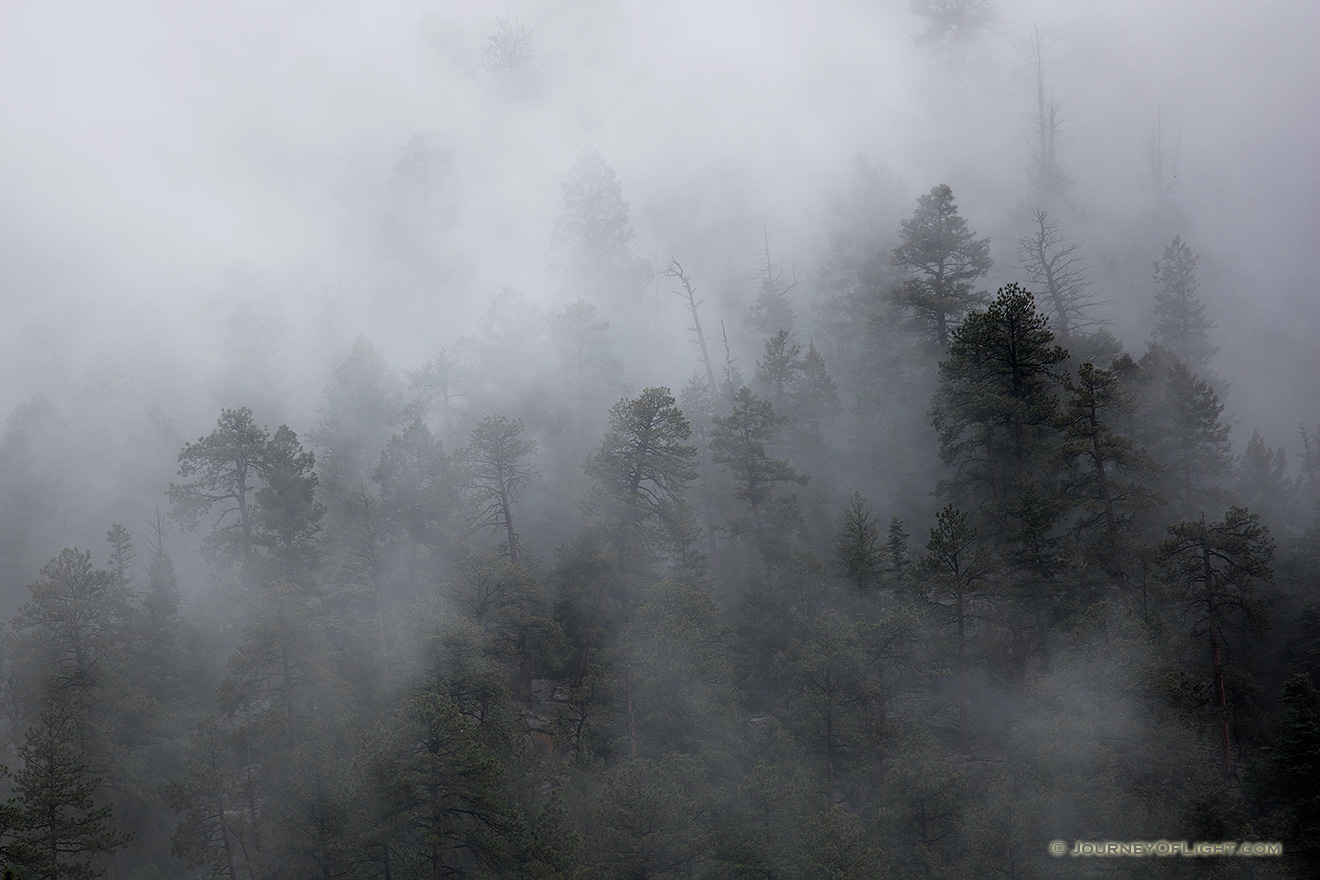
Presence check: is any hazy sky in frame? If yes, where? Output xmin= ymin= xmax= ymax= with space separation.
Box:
xmin=1 ymin=0 xmax=1316 ymax=442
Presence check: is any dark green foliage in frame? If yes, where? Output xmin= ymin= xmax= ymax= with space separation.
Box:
xmin=9 ymin=705 xmax=132 ymax=880
xmin=1271 ymin=674 xmax=1320 ymax=866
xmin=711 ymin=386 xmax=808 ymax=558
xmin=890 ymin=184 xmax=992 ymax=346
xmin=584 ymin=387 xmax=699 ymax=565
xmin=167 ymin=407 xmax=269 ymax=562
xmin=931 ymin=285 xmax=1069 ymax=581
xmin=589 ymin=755 xmax=710 ymax=879
xmin=358 ymin=691 xmax=526 ymax=876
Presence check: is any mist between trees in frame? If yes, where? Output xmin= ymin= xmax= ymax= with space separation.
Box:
xmin=0 ymin=2 xmax=1317 ymax=879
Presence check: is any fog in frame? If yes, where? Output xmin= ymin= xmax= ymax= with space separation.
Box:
xmin=0 ymin=2 xmax=1317 ymax=876
xmin=4 ymin=2 xmax=1315 ymax=427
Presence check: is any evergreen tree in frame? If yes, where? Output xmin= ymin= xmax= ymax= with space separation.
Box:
xmin=552 ymin=146 xmax=650 ymax=303
xmin=461 ymin=416 xmax=536 ymax=565
xmin=890 ymin=184 xmax=992 ymax=346
xmin=11 ymin=549 xmax=129 ymax=696
xmin=1130 ymin=348 xmax=1233 ymax=518
xmin=710 ymin=387 xmax=808 ymax=558
xmin=791 ymin=342 xmax=842 ymax=449
xmin=1236 ymin=431 xmax=1295 ymax=534
xmin=168 ymin=407 xmax=270 ymax=564
xmin=1152 ymin=236 xmax=1216 ymax=375
xmin=834 ymin=493 xmax=883 ymax=591
xmin=103 ymin=525 xmax=134 ymax=591
xmin=1058 ymin=362 xmax=1159 ymax=603
xmin=915 ymin=506 xmax=999 ymax=754
xmin=253 ymin=425 xmax=323 ymax=583
xmin=10 ymin=704 xmax=132 ymax=880
xmin=930 ymin=284 xmax=1069 ymax=571
xmin=1271 ymin=674 xmax=1320 ymax=868
xmin=746 ymin=231 xmax=798 ymax=338
xmin=375 ymin=419 xmax=460 ymax=586
xmin=312 ymin=337 xmax=407 ymax=501
xmin=584 ymin=387 xmax=699 ymax=564
xmin=1158 ymin=507 xmax=1273 ymax=778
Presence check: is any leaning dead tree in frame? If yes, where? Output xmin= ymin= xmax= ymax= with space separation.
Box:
xmin=665 ymin=258 xmax=720 ymax=398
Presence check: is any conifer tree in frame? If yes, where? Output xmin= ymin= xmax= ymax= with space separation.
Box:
xmin=834 ymin=493 xmax=883 ymax=591
xmin=584 ymin=387 xmax=699 ymax=563
xmin=1272 ymin=674 xmax=1320 ymax=867
xmin=1152 ymin=236 xmax=1216 ymax=375
xmin=462 ymin=416 xmax=536 ymax=565
xmin=916 ymin=506 xmax=999 ymax=754
xmin=930 ymin=284 xmax=1069 ymax=567
xmin=710 ymin=387 xmax=808 ymax=558
xmin=1158 ymin=507 xmax=1273 ymax=779
xmin=890 ymin=184 xmax=992 ymax=346
xmin=168 ymin=407 xmax=270 ymax=563
xmin=375 ymin=418 xmax=459 ymax=586
xmin=10 ymin=704 xmax=132 ymax=880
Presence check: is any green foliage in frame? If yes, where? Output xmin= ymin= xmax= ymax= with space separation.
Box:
xmin=931 ymin=285 xmax=1070 ymax=583
xmin=167 ymin=407 xmax=269 ymax=561
xmin=589 ymin=755 xmax=710 ymax=879
xmin=711 ymin=386 xmax=808 ymax=558
xmin=835 ymin=493 xmax=883 ymax=591
xmin=890 ymin=184 xmax=992 ymax=346
xmin=462 ymin=416 xmax=537 ymax=564
xmin=585 ymin=387 xmax=699 ymax=565
xmin=9 ymin=705 xmax=132 ymax=880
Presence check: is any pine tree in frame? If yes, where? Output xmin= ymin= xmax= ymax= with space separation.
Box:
xmin=375 ymin=419 xmax=460 ymax=586
xmin=930 ymin=284 xmax=1069 ymax=567
xmin=1158 ymin=507 xmax=1273 ymax=778
xmin=10 ymin=704 xmax=132 ymax=880
xmin=584 ymin=387 xmax=699 ymax=563
xmin=710 ymin=387 xmax=808 ymax=558
xmin=890 ymin=184 xmax=992 ymax=346
xmin=1132 ymin=350 xmax=1232 ymax=518
xmin=916 ymin=506 xmax=999 ymax=754
xmin=834 ymin=493 xmax=883 ymax=591
xmin=1058 ymin=362 xmax=1159 ymax=603
xmin=1272 ymin=674 xmax=1320 ymax=867
xmin=1152 ymin=236 xmax=1216 ymax=375
xmin=103 ymin=525 xmax=134 ymax=591
xmin=253 ymin=425 xmax=323 ymax=583
xmin=1235 ymin=431 xmax=1295 ymax=534
xmin=312 ymin=336 xmax=407 ymax=501
xmin=168 ymin=407 xmax=270 ymax=563
xmin=461 ymin=416 xmax=536 ymax=565
xmin=552 ymin=147 xmax=650 ymax=302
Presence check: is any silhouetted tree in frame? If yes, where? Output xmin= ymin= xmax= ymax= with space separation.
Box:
xmin=891 ymin=184 xmax=992 ymax=346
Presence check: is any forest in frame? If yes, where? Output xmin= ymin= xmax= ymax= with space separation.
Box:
xmin=0 ymin=2 xmax=1317 ymax=879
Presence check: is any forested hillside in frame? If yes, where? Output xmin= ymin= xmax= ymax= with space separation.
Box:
xmin=0 ymin=3 xmax=1317 ymax=879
